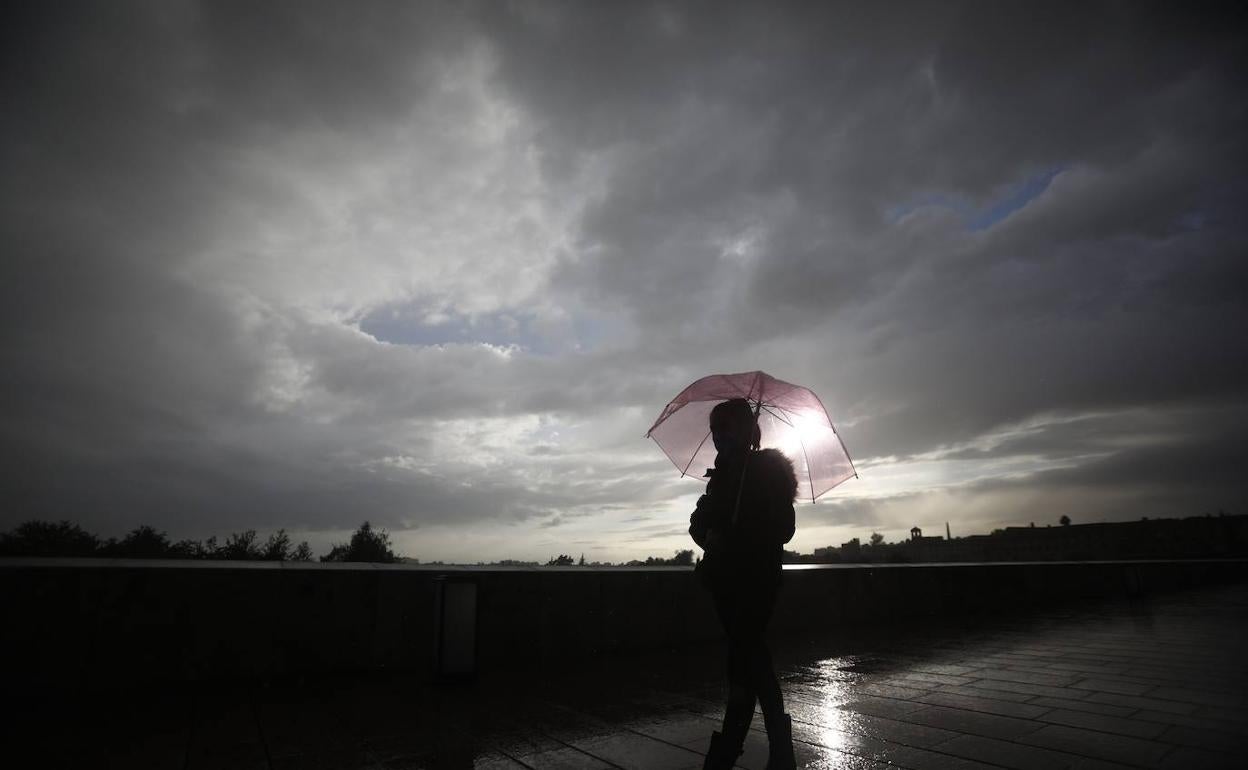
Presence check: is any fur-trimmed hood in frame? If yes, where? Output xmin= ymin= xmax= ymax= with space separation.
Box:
xmin=690 ymin=447 xmax=799 ymax=562
xmin=751 ymin=447 xmax=799 ymax=504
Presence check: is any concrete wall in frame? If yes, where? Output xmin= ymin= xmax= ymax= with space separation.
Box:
xmin=2 ymin=558 xmax=1244 ymax=690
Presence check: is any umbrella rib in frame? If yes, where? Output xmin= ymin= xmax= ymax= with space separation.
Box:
xmin=644 ymin=401 xmax=683 ymax=437
xmin=680 ymin=429 xmax=712 ymax=478
xmin=808 ymin=388 xmax=859 ymax=479
xmin=760 ymin=404 xmax=795 ymax=427
xmin=798 ymin=430 xmax=816 ymax=502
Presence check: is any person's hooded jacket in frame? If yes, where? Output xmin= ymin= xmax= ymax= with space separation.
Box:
xmin=689 ymin=447 xmax=797 ymax=591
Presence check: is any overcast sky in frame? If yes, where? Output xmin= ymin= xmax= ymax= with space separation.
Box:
xmin=3 ymin=1 xmax=1246 ymax=562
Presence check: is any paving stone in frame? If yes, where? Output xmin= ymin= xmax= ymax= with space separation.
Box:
xmin=572 ymin=731 xmax=704 ymax=770
xmin=791 ymin=744 xmax=893 ymax=770
xmin=910 ymin=663 xmax=985 ymax=677
xmin=888 ymin=671 xmax=980 ymax=688
xmin=789 ymin=716 xmax=898 ymax=761
xmin=470 ymin=723 xmax=559 ymax=755
xmin=1016 ymin=723 xmax=1172 ymax=767
xmin=872 ymin=743 xmax=1002 ymax=770
xmin=835 ymin=712 xmax=963 ymax=748
xmin=901 ymin=704 xmax=1045 ymax=741
xmin=515 ymin=746 xmax=616 ymax=769
xmin=975 ymin=668 xmax=1079 ymax=688
xmin=1036 ymin=709 xmax=1169 ymax=739
xmin=1147 ymin=687 xmax=1245 ymax=709
xmin=1045 ymin=662 xmax=1129 ymax=676
xmin=784 ymin=692 xmax=854 ymax=728
xmin=935 ymin=733 xmax=1102 ymax=770
xmin=1024 ymin=696 xmax=1136 ymax=718
xmin=376 ymin=754 xmax=433 ymax=770
xmin=933 ymin=683 xmax=1038 ymax=704
xmin=473 ymin=753 xmax=531 ymax=770
xmin=1156 ymin=746 xmax=1243 ymax=770
xmin=1123 ymin=668 xmax=1248 ymax=692
xmin=1158 ymin=724 xmax=1248 ymax=753
xmin=1067 ymin=678 xmax=1156 ymax=696
xmin=916 ymin=691 xmax=1053 ymax=719
xmin=858 ymin=681 xmax=934 ymax=700
xmin=626 ymin=714 xmax=718 ymax=746
xmin=1131 ymin=709 xmax=1248 ymax=736
xmin=1194 ymin=704 xmax=1248 ymax=726
xmin=1085 ymin=692 xmax=1198 ymax=715
xmin=976 ymin=656 xmax=1053 ymax=671
xmin=836 ymin=693 xmax=930 ymax=720
xmin=963 ymin=678 xmax=1080 ymax=700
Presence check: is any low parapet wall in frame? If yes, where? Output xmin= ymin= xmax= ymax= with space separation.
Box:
xmin=2 ymin=558 xmax=1244 ymax=689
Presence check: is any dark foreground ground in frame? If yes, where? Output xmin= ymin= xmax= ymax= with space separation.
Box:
xmin=17 ymin=583 xmax=1248 ymax=769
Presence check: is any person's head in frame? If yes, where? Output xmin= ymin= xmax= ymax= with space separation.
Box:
xmin=709 ymin=398 xmax=760 ymax=454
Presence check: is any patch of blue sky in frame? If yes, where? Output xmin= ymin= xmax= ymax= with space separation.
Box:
xmin=357 ymin=301 xmax=631 ymax=355
xmin=887 ymin=165 xmax=1065 ymax=232
xmin=359 ymin=304 xmax=549 ymax=352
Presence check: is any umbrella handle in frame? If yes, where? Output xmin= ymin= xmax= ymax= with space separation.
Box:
xmin=731 ymin=454 xmax=749 ymax=527
xmin=731 ymin=400 xmax=763 ymax=526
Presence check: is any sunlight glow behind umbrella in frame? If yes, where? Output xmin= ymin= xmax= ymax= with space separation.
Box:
xmin=646 ymin=371 xmax=857 ymax=501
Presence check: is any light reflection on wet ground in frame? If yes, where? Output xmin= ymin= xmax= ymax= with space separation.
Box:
xmin=18 ymin=583 xmax=1248 ymax=768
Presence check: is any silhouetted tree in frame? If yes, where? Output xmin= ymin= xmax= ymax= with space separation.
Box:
xmin=0 ymin=520 xmax=100 ymax=557
xmin=321 ymin=521 xmax=397 ymax=563
xmin=1060 ymin=515 xmax=1071 ymax=526
xmin=105 ymin=525 xmax=176 ymax=558
xmin=218 ymin=530 xmax=261 ymax=560
xmin=291 ymin=541 xmax=313 ymax=561
xmin=671 ymin=549 xmax=694 ymax=566
xmin=176 ymin=536 xmax=218 ymax=559
xmin=261 ymin=529 xmax=291 ymax=561
xmin=869 ymin=532 xmax=885 ymax=548
xmin=546 ymin=554 xmax=575 ymax=566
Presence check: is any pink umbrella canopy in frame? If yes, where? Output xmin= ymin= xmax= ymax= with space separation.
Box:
xmin=645 ymin=370 xmax=857 ymax=501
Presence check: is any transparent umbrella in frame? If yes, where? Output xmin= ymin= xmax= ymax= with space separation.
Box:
xmin=645 ymin=370 xmax=857 ymax=502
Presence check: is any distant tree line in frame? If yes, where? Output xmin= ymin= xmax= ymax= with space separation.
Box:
xmin=542 ymin=549 xmax=695 ymax=567
xmin=0 ymin=520 xmax=398 ymax=563
xmin=782 ymin=511 xmax=1245 ymax=564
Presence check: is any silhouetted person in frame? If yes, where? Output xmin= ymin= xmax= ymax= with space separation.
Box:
xmin=690 ymin=398 xmax=797 ymax=769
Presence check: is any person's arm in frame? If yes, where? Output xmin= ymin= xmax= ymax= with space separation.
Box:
xmin=775 ymin=498 xmax=796 ymax=545
xmin=689 ymin=493 xmax=712 ymax=548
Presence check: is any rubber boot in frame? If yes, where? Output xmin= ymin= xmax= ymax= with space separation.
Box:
xmin=703 ymin=727 xmax=746 ymax=770
xmin=764 ymin=713 xmax=796 ymax=770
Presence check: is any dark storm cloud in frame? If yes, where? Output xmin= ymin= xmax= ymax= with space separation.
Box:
xmin=490 ymin=2 xmax=1248 ymax=455
xmin=482 ymin=0 xmax=1248 ymax=531
xmin=2 ymin=1 xmax=1246 ymax=553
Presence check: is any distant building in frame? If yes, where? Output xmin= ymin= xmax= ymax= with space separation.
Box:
xmin=899 ymin=514 xmax=1248 ymax=563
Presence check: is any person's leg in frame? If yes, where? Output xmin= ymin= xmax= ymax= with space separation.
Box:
xmin=706 ymin=589 xmax=754 ymax=769
xmin=721 ymin=631 xmax=757 ymax=734
xmin=750 ymin=636 xmax=785 ymax=732
xmin=740 ymin=585 xmax=795 ymax=769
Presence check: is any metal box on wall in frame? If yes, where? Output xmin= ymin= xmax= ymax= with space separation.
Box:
xmin=432 ymin=575 xmax=477 ymax=680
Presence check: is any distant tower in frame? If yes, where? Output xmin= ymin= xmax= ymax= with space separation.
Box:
xmin=910 ymin=526 xmax=922 ymax=541
xmin=946 ymin=522 xmax=951 ymax=540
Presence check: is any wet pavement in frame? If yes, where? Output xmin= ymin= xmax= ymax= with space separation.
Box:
xmin=23 ymin=583 xmax=1248 ymax=769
